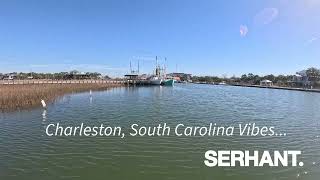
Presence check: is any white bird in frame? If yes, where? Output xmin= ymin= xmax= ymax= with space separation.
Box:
xmin=41 ymin=99 xmax=47 ymax=108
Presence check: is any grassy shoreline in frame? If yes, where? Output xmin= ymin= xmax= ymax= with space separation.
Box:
xmin=0 ymin=83 xmax=124 ymax=111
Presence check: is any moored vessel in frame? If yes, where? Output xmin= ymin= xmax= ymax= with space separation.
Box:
xmin=162 ymin=79 xmax=175 ymax=86
xmin=150 ymin=76 xmax=162 ymax=85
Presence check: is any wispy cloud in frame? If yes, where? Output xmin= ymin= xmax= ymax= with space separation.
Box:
xmin=29 ymin=63 xmax=127 ymax=72
xmin=132 ymin=56 xmax=157 ymax=62
xmin=306 ymin=36 xmax=319 ymax=45
xmin=69 ymin=64 xmax=127 ymax=71
xmin=240 ymin=25 xmax=248 ymax=37
xmin=254 ymin=8 xmax=279 ymax=25
xmin=30 ymin=64 xmax=50 ymax=68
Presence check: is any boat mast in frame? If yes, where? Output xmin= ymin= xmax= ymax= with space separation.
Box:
xmin=164 ymin=57 xmax=167 ymax=78
xmin=155 ymin=56 xmax=160 ymax=77
xmin=130 ymin=60 xmax=132 ymax=73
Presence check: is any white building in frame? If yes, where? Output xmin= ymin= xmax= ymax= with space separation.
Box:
xmin=260 ymin=79 xmax=273 ymax=86
xmin=292 ymin=70 xmax=311 ymax=86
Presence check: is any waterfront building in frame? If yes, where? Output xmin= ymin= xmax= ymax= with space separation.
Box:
xmin=288 ymin=70 xmax=311 ymax=87
xmin=3 ymin=73 xmax=17 ymax=80
xmin=167 ymin=73 xmax=192 ymax=82
xmin=260 ymin=79 xmax=273 ymax=86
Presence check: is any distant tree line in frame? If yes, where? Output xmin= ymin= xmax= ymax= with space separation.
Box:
xmin=192 ymin=76 xmax=222 ymax=83
xmin=192 ymin=67 xmax=320 ymax=87
xmin=0 ymin=70 xmax=111 ymax=80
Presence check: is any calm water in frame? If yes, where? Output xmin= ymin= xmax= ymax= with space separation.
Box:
xmin=1 ymin=84 xmax=320 ymax=180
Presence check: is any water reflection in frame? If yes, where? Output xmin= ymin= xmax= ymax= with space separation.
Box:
xmin=89 ymin=96 xmax=93 ymax=104
xmin=42 ymin=109 xmax=47 ymax=121
xmin=1 ymin=84 xmax=320 ymax=180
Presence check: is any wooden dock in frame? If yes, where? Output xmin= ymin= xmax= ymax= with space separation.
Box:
xmin=125 ymin=79 xmax=153 ymax=86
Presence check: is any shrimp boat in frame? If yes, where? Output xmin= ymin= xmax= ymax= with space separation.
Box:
xmin=162 ymin=79 xmax=175 ymax=86
xmin=149 ymin=56 xmax=164 ymax=85
xmin=149 ymin=56 xmax=175 ymax=86
xmin=150 ymin=76 xmax=162 ymax=85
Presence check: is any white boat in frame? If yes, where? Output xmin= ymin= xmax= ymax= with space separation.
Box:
xmin=149 ymin=56 xmax=164 ymax=85
xmin=150 ymin=76 xmax=162 ymax=85
xmin=218 ymin=81 xmax=226 ymax=85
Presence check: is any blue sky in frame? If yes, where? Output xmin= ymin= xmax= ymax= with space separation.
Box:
xmin=0 ymin=0 xmax=319 ymax=77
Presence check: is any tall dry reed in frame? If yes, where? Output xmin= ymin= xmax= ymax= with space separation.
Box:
xmin=0 ymin=83 xmax=123 ymax=111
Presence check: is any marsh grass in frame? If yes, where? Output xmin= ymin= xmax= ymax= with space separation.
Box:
xmin=0 ymin=83 xmax=123 ymax=111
